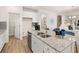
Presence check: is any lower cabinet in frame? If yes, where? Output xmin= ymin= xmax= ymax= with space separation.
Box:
xmin=43 ymin=44 xmax=57 ymax=53
xmin=31 ymin=35 xmax=75 ymax=53
xmin=0 ymin=32 xmax=6 ymax=51
xmin=0 ymin=36 xmax=3 ymax=50
xmin=31 ymin=35 xmax=57 ymax=53
xmin=62 ymin=43 xmax=75 ymax=53
xmin=31 ymin=35 xmax=44 ymax=53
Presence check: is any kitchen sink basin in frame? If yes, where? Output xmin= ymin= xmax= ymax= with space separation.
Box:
xmin=37 ymin=32 xmax=44 ymax=35
xmin=37 ymin=32 xmax=51 ymax=38
xmin=40 ymin=34 xmax=51 ymax=38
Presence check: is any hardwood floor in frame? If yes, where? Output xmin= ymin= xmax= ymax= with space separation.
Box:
xmin=1 ymin=36 xmax=32 ymax=53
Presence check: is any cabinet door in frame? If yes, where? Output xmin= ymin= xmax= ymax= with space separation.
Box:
xmin=0 ymin=35 xmax=4 ymax=51
xmin=62 ymin=43 xmax=75 ymax=53
xmin=31 ymin=35 xmax=44 ymax=53
xmin=31 ymin=36 xmax=38 ymax=53
xmin=44 ymin=44 xmax=57 ymax=53
xmin=2 ymin=32 xmax=6 ymax=43
xmin=62 ymin=46 xmax=72 ymax=53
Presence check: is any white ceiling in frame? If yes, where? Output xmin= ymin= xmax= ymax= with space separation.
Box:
xmin=38 ymin=6 xmax=78 ymax=12
xmin=23 ymin=6 xmax=79 ymax=13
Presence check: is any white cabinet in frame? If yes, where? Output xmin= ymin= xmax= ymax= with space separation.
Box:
xmin=31 ymin=35 xmax=44 ymax=53
xmin=0 ymin=31 xmax=6 ymax=51
xmin=62 ymin=46 xmax=72 ymax=53
xmin=0 ymin=34 xmax=5 ymax=51
xmin=62 ymin=43 xmax=75 ymax=53
xmin=23 ymin=11 xmax=38 ymax=22
xmin=0 ymin=35 xmax=3 ymax=49
xmin=31 ymin=34 xmax=75 ymax=53
xmin=31 ymin=35 xmax=57 ymax=53
xmin=43 ymin=44 xmax=57 ymax=53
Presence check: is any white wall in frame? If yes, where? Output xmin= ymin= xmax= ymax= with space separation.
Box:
xmin=22 ymin=18 xmax=32 ymax=36
xmin=63 ymin=9 xmax=79 ymax=16
xmin=21 ymin=10 xmax=38 ymax=37
xmin=59 ymin=9 xmax=79 ymax=30
xmin=0 ymin=7 xmax=9 ymax=42
xmin=0 ymin=6 xmax=58 ymax=40
xmin=9 ymin=13 xmax=15 ymax=36
xmin=21 ymin=9 xmax=57 ymax=37
xmin=6 ymin=6 xmax=23 ymax=40
xmin=0 ymin=7 xmax=8 ymax=21
xmin=6 ymin=6 xmax=38 ymax=40
xmin=9 ymin=13 xmax=21 ymax=39
xmin=0 ymin=6 xmax=23 ymax=41
xmin=37 ymin=9 xmax=57 ymax=30
xmin=6 ymin=6 xmax=23 ymax=13
xmin=58 ymin=13 xmax=68 ymax=30
xmin=15 ymin=14 xmax=21 ymax=39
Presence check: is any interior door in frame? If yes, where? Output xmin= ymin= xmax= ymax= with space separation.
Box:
xmin=9 ymin=13 xmax=20 ymax=39
xmin=9 ymin=13 xmax=15 ymax=36
xmin=14 ymin=14 xmax=20 ymax=39
xmin=22 ymin=17 xmax=32 ymax=36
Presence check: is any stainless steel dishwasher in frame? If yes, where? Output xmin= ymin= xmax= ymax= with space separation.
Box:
xmin=27 ymin=32 xmax=32 ymax=50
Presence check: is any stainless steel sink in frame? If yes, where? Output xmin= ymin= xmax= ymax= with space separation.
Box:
xmin=40 ymin=34 xmax=51 ymax=38
xmin=37 ymin=32 xmax=44 ymax=35
xmin=37 ymin=32 xmax=51 ymax=38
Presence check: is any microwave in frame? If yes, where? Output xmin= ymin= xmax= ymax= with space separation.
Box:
xmin=32 ymin=22 xmax=40 ymax=30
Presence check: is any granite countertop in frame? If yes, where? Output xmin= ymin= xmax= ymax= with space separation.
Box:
xmin=29 ymin=30 xmax=75 ymax=52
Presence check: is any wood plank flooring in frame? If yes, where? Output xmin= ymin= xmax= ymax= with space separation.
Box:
xmin=1 ymin=36 xmax=32 ymax=53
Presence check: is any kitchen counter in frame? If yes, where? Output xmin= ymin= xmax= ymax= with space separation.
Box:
xmin=29 ymin=30 xmax=75 ymax=52
xmin=0 ymin=29 xmax=6 ymax=35
xmin=0 ymin=29 xmax=6 ymax=51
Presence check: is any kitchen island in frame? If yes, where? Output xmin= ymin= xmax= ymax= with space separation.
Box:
xmin=28 ymin=30 xmax=76 ymax=53
xmin=0 ymin=29 xmax=7 ymax=51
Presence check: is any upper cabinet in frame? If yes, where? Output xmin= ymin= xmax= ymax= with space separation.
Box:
xmin=22 ymin=7 xmax=38 ymax=22
xmin=22 ymin=11 xmax=38 ymax=22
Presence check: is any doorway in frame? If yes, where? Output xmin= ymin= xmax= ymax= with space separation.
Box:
xmin=22 ymin=17 xmax=32 ymax=37
xmin=9 ymin=13 xmax=20 ymax=39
